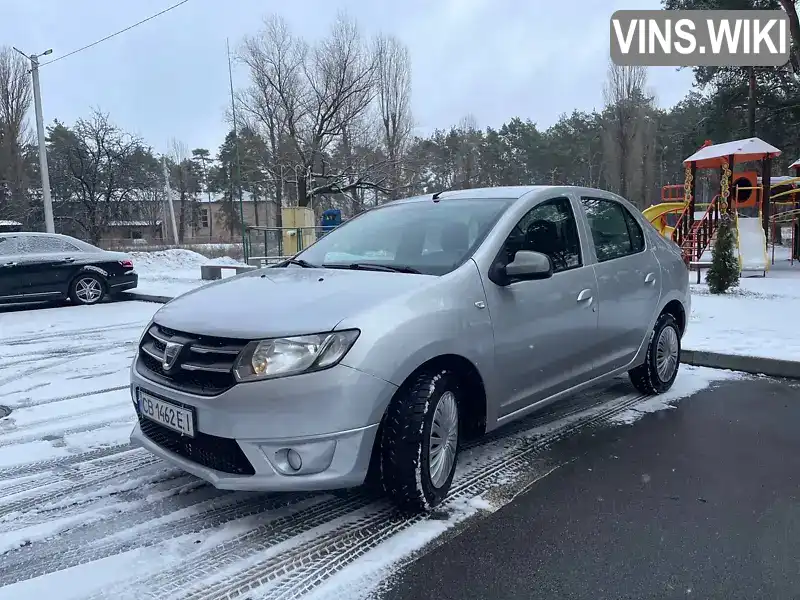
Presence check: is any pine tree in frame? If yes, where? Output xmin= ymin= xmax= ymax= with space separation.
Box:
xmin=706 ymin=212 xmax=740 ymax=294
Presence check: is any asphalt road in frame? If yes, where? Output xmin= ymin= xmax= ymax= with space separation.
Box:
xmin=380 ymin=377 xmax=800 ymax=600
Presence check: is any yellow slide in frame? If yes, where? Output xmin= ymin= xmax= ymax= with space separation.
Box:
xmin=642 ymin=202 xmax=686 ymax=238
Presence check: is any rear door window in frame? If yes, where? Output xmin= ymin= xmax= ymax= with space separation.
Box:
xmin=581 ymin=197 xmax=646 ymax=262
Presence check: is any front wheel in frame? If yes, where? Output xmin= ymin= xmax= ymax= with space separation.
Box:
xmin=629 ymin=313 xmax=681 ymax=395
xmin=70 ymin=273 xmax=106 ymax=306
xmin=380 ymin=368 xmax=461 ymax=512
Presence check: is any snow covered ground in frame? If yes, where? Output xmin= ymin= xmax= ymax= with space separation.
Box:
xmin=0 ymin=300 xmax=741 ymax=600
xmin=129 ymin=249 xmax=243 ymax=297
xmin=685 ymin=246 xmax=800 ymax=361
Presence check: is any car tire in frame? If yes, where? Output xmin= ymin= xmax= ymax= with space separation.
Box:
xmin=69 ymin=273 xmax=106 ymax=306
xmin=380 ymin=367 xmax=461 ymax=512
xmin=629 ymin=313 xmax=681 ymax=395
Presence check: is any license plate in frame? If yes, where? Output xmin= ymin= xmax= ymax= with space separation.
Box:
xmin=138 ymin=390 xmax=195 ymax=437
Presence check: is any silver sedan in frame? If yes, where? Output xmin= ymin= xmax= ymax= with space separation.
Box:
xmin=129 ymin=186 xmax=690 ymax=512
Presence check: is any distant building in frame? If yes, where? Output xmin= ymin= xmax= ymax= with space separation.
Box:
xmin=0 ymin=220 xmax=22 ymax=233
xmin=95 ymin=192 xmax=278 ymax=246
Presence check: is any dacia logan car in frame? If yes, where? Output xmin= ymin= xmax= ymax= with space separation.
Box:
xmin=129 ymin=186 xmax=690 ymax=511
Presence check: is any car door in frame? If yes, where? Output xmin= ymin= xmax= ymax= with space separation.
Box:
xmin=579 ymin=195 xmax=662 ymax=373
xmin=31 ymin=236 xmax=83 ymax=293
xmin=481 ymin=195 xmax=601 ymax=420
xmin=13 ymin=235 xmax=77 ymax=299
xmin=0 ymin=235 xmax=23 ymax=300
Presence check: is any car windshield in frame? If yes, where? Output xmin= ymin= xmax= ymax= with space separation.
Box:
xmin=294 ymin=197 xmax=515 ymax=276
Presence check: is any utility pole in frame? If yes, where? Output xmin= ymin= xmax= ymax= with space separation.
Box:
xmin=227 ymin=38 xmax=248 ymax=262
xmin=14 ymin=47 xmax=55 ymax=233
xmin=161 ymin=156 xmax=179 ymax=244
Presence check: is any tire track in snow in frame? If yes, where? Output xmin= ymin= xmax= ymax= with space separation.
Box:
xmin=87 ymin=491 xmax=374 ymax=600
xmin=0 ymin=399 xmax=133 ymax=435
xmin=0 ymin=451 xmax=161 ymax=518
xmin=1 ymin=321 xmax=145 ymax=346
xmin=0 ymin=356 xmax=85 ymax=390
xmin=0 ymin=491 xmax=323 ymax=586
xmin=10 ymin=385 xmax=130 ymax=410
xmin=0 ymin=339 xmax=134 ymax=369
xmin=0 ymin=390 xmax=627 ymax=585
xmin=0 ymin=472 xmax=203 ymax=537
xmin=0 ymin=447 xmax=144 ymax=500
xmin=89 ymin=390 xmax=645 ymax=600
xmin=174 ymin=390 xmax=649 ymax=600
xmin=0 ymin=414 xmax=134 ymax=449
xmin=0 ymin=443 xmax=131 ymax=481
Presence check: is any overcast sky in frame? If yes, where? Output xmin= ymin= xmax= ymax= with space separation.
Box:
xmin=3 ymin=0 xmax=695 ymax=156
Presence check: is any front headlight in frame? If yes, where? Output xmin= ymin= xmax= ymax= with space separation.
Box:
xmin=233 ymin=329 xmax=360 ymax=382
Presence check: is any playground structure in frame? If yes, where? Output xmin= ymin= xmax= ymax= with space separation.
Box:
xmin=643 ymin=137 xmax=800 ymax=280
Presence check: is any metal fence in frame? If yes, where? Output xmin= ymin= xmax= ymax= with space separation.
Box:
xmin=245 ymin=226 xmax=335 ymax=266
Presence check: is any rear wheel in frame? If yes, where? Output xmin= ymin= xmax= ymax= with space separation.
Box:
xmin=380 ymin=368 xmax=461 ymax=512
xmin=70 ymin=273 xmax=106 ymax=306
xmin=629 ymin=313 xmax=681 ymax=395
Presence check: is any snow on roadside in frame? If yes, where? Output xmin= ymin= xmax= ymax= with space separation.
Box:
xmin=130 ymin=248 xmax=243 ymax=298
xmin=685 ymin=247 xmax=800 ymax=361
xmin=278 ymin=496 xmax=495 ymax=600
xmin=609 ymin=365 xmax=744 ymax=425
xmin=129 ymin=249 xmax=240 ymax=272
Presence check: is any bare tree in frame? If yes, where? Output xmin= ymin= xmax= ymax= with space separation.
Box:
xmin=0 ymin=46 xmax=33 ymax=222
xmin=47 ymin=110 xmax=148 ymax=244
xmin=240 ymin=12 xmax=380 ymax=208
xmin=602 ymin=62 xmax=649 ymax=200
xmin=374 ymin=33 xmax=412 ymax=199
xmin=239 ymin=15 xmax=302 ymax=222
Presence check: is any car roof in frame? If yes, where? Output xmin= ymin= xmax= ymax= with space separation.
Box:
xmin=392 ymin=186 xmax=553 ymax=205
xmin=390 ymin=185 xmax=625 ymax=206
xmin=4 ymin=231 xmax=99 ymax=251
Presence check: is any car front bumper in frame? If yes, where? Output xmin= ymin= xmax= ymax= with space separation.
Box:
xmin=129 ymin=360 xmax=397 ymax=492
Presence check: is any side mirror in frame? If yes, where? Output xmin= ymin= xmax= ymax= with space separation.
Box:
xmin=490 ymin=250 xmax=553 ymax=286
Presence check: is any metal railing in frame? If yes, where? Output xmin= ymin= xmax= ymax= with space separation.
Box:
xmin=244 ymin=226 xmax=338 ymax=266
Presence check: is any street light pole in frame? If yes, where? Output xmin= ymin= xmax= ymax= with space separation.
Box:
xmin=14 ymin=47 xmax=55 ymax=233
xmin=227 ymin=38 xmax=248 ymax=263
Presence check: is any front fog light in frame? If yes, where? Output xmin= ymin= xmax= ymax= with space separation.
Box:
xmin=287 ymin=449 xmax=303 ymax=471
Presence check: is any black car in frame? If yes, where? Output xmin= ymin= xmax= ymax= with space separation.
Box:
xmin=0 ymin=232 xmax=138 ymax=306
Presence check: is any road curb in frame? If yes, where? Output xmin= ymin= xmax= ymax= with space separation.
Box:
xmin=119 ymin=291 xmax=173 ymax=304
xmin=681 ymin=349 xmax=800 ymax=380
xmin=114 ymin=291 xmax=800 ymax=380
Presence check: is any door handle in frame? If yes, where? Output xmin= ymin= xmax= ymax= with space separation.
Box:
xmin=2 ymin=262 xmax=17 ymax=267
xmin=61 ymin=257 xmax=76 ymax=263
xmin=644 ymin=272 xmax=656 ymax=284
xmin=577 ymin=288 xmax=593 ymax=303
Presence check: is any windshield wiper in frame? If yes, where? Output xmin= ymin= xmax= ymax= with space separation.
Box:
xmin=282 ymin=258 xmax=318 ymax=268
xmin=323 ymin=262 xmax=421 ymax=274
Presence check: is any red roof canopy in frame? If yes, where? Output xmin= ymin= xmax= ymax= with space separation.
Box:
xmin=683 ymin=137 xmax=781 ymax=169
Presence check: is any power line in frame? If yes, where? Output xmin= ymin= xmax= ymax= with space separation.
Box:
xmin=40 ymin=0 xmax=191 ymax=67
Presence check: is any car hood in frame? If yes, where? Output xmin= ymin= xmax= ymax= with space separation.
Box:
xmin=152 ymin=267 xmax=434 ymax=339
